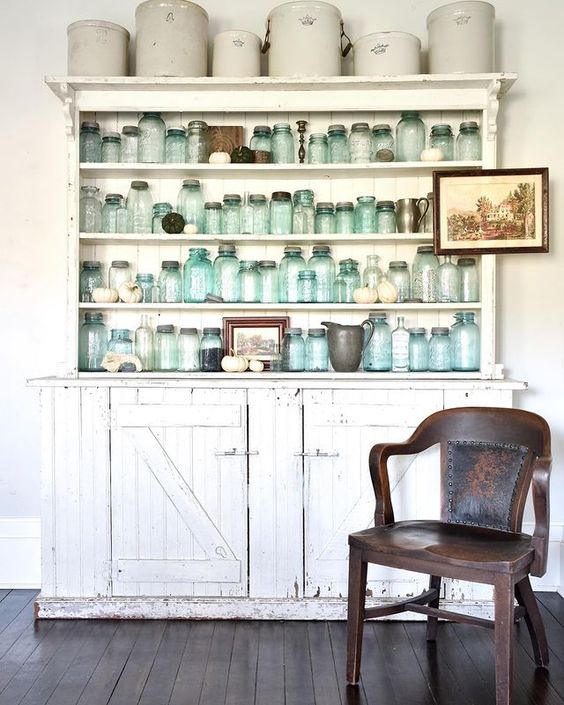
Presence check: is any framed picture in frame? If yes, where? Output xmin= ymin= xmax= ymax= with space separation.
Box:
xmin=223 ymin=316 xmax=290 ymax=369
xmin=433 ymin=168 xmax=549 ymax=254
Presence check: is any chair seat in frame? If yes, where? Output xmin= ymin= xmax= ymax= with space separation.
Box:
xmin=349 ymin=520 xmax=535 ymax=575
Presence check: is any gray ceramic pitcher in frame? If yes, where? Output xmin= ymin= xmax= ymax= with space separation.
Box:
xmin=395 ymin=197 xmax=430 ymax=233
xmin=321 ymin=320 xmax=374 ymax=372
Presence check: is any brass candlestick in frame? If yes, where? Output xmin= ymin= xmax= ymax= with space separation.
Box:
xmin=296 ymin=120 xmax=308 ymax=164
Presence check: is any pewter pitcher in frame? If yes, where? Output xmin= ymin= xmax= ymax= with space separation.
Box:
xmin=321 ymin=320 xmax=374 ymax=372
xmin=395 ymin=197 xmax=430 ymax=233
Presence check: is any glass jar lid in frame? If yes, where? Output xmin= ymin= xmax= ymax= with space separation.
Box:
xmin=187 ymin=119 xmax=208 ymax=130
xmin=84 ymin=312 xmax=103 ymax=321
xmin=389 ymin=260 xmax=408 ymax=268
xmin=298 ymin=269 xmax=316 ymax=278
xmin=357 ymin=195 xmax=375 ymax=202
xmin=309 ymin=132 xmax=328 ymax=141
xmin=401 ymin=111 xmax=421 ymax=118
xmin=308 ymin=328 xmax=325 ymax=336
xmin=136 ymin=272 xmax=154 ymax=280
xmin=273 ymin=122 xmax=291 ymax=130
xmin=156 ymin=324 xmax=174 ymax=333
xmin=239 ymin=260 xmax=259 ymax=269
xmin=430 ymin=123 xmax=453 ymax=135
xmin=368 ymin=312 xmax=387 ymax=320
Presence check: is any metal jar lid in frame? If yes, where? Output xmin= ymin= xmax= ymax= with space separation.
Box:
xmin=409 ymin=327 xmax=427 ymax=335
xmin=351 ymin=122 xmax=370 ymax=130
xmin=308 ymin=328 xmax=325 ymax=336
xmin=111 ymin=260 xmax=129 ymax=267
xmin=284 ymin=327 xmax=302 ymax=335
xmin=182 ymin=178 xmax=201 ymax=187
xmin=82 ymin=260 xmax=101 ymax=268
xmin=180 ymin=327 xmax=198 ymax=335
xmin=130 ymin=180 xmax=148 ymax=189
xmin=102 ymin=131 xmax=120 ymax=140
xmin=203 ymin=327 xmax=221 ymax=336
xmin=389 ymin=260 xmax=408 ymax=268
xmin=457 ymin=257 xmax=477 ymax=266
xmin=218 ymin=244 xmax=236 ymax=253
xmin=312 ymin=245 xmax=331 ymax=253
xmin=161 ymin=260 xmax=179 ymax=268
xmin=336 ymin=201 xmax=354 ymax=210
xmin=460 ymin=120 xmax=479 ymax=130
xmin=156 ymin=325 xmax=175 ymax=333
xmin=372 ymin=123 xmax=391 ymax=131
xmin=81 ymin=121 xmax=100 ymax=131
xmin=377 ymin=200 xmax=395 ymax=209
xmin=259 ymin=260 xmax=276 ymax=268
xmin=272 ymin=191 xmax=292 ymax=200
xmin=205 ymin=201 xmax=222 ymax=209
xmin=284 ymin=246 xmax=302 ymax=254
xmin=431 ymin=327 xmax=450 ymax=335
xmin=328 ymin=123 xmax=346 ymax=132
xmin=122 ymin=125 xmax=139 ymax=135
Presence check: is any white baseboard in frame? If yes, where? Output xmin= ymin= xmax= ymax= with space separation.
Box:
xmin=0 ymin=518 xmax=41 ymax=588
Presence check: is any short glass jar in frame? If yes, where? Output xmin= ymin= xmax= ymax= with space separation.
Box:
xmin=238 ymin=260 xmax=262 ymax=303
xmin=101 ymin=132 xmax=121 ymax=162
xmin=456 ymin=121 xmax=481 ymax=161
xmin=200 ymin=327 xmax=223 ymax=372
xmin=108 ymin=328 xmax=133 ymax=355
xmin=79 ymin=261 xmax=103 ymax=302
xmin=363 ymin=313 xmax=391 ymax=371
xmin=281 ymin=328 xmax=305 ymax=372
xmin=204 ymin=201 xmax=223 ymax=235
xmin=270 ymin=191 xmax=293 ymax=235
xmin=409 ymin=328 xmax=429 ymax=371
xmin=387 ymin=260 xmax=411 ymax=302
xmin=438 ymin=255 xmax=460 ymax=303
xmin=371 ymin=123 xmax=394 ymax=162
xmin=278 ymin=246 xmax=306 ymax=303
xmin=120 ymin=125 xmax=139 ymax=162
xmin=178 ymin=328 xmax=200 ymax=372
xmin=154 ymin=325 xmax=178 ymax=371
xmin=297 ymin=270 xmax=317 ymax=303
xmin=305 ymin=329 xmax=329 ymax=372
xmin=349 ymin=122 xmax=372 ymax=162
xmin=335 ymin=201 xmax=354 ymax=233
xmin=458 ymin=257 xmax=479 ymax=302
xmin=430 ymin=124 xmax=454 ymax=160
xmin=307 ymin=133 xmax=328 ymax=164
xmin=78 ymin=312 xmax=107 ymax=371
xmin=152 ymin=202 xmax=173 ymax=234
xmin=412 ymin=245 xmax=439 ymax=302
xmin=259 ymin=260 xmax=279 ymax=303
xmin=376 ymin=200 xmax=396 ymax=233
xmin=428 ymin=327 xmax=451 ymax=372
xmin=450 ymin=312 xmax=480 ymax=371
xmin=158 ymin=260 xmax=182 ymax=303
xmin=138 ymin=112 xmax=166 ymax=163
xmin=250 ymin=194 xmax=270 ymax=234
xmin=213 ymin=244 xmax=240 ymax=302
xmin=250 ymin=125 xmax=272 ymax=156
xmin=165 ymin=127 xmax=187 ymax=163
xmin=333 ymin=259 xmax=361 ymax=303
xmin=108 ymin=260 xmax=131 ymax=291
xmin=327 ymin=124 xmax=350 ymax=163
xmin=183 ymin=248 xmax=213 ymax=303
xmin=79 ymin=185 xmax=102 ymax=232
xmin=177 ymin=179 xmax=205 ymax=233
xmin=222 ymin=194 xmax=242 ymax=235
xmin=127 ymin=180 xmax=153 ymax=233
xmin=271 ymin=123 xmax=295 ymax=163
xmin=186 ymin=120 xmax=209 ymax=163
xmin=396 ymin=111 xmax=425 ymax=162
xmin=308 ymin=245 xmax=335 ymax=303
xmin=293 ymin=190 xmax=315 ymax=234
xmin=362 ymin=254 xmax=383 ymax=289
xmin=135 ymin=273 xmax=156 ymax=303
xmin=80 ymin=121 xmax=102 ymax=162
xmin=102 ymin=193 xmax=123 ymax=233
xmin=314 ymin=202 xmax=336 ymax=234
xmin=354 ymin=195 xmax=376 ymax=233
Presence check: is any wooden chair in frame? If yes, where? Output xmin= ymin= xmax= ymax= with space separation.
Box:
xmin=346 ymin=406 xmax=552 ymax=705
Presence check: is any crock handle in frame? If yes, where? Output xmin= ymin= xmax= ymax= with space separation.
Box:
xmin=340 ymin=21 xmax=353 ymax=57
xmin=261 ymin=20 xmax=271 ymax=54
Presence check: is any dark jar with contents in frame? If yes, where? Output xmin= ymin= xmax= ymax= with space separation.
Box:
xmin=200 ymin=327 xmax=223 ymax=372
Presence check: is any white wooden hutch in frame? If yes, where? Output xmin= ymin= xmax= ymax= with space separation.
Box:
xmin=32 ymin=73 xmax=525 ymax=619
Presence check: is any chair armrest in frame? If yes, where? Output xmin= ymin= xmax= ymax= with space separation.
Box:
xmin=530 ymin=455 xmax=552 ymax=577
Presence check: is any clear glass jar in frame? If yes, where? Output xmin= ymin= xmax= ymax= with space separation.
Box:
xmin=396 ymin=111 xmax=425 ymax=162
xmin=183 ymin=248 xmax=213 ymax=303
xmin=423 ymin=191 xmax=434 ymax=233
xmin=79 ymin=185 xmax=102 ymax=232
xmin=391 ymin=315 xmax=410 ymax=373
xmin=204 ymin=201 xmax=223 ymax=235
xmin=135 ymin=273 xmax=155 ymax=303
xmin=186 ymin=120 xmax=209 ymax=163
xmin=308 ymin=245 xmax=335 ymax=303
xmin=138 ymin=111 xmax=166 ymax=163
xmin=108 ymin=328 xmax=133 ymax=355
xmin=297 ymin=270 xmax=317 ymax=303
xmin=438 ymin=255 xmax=461 ymax=303
xmin=451 ymin=312 xmax=480 ymax=371
xmin=371 ymin=123 xmax=394 ymax=162
xmin=458 ymin=257 xmax=480 ymax=302
xmin=240 ymin=192 xmax=253 ymax=235
xmin=307 ymin=133 xmax=328 ymax=164
xmin=363 ymin=313 xmax=391 ymax=371
xmin=250 ymin=125 xmax=272 ymax=156
xmin=270 ymin=191 xmax=293 ymax=235
xmin=222 ymin=194 xmax=241 ymax=235
xmin=430 ymin=124 xmax=454 ymax=160
xmin=428 ymin=327 xmax=451 ymax=372
xmin=281 ymin=328 xmax=305 ymax=372
xmin=354 ymin=195 xmax=376 ymax=233
xmin=278 ymin=246 xmax=306 ymax=303
xmin=362 ymin=254 xmax=383 ymax=288
xmin=127 ymin=180 xmax=153 ymax=233
xmin=327 ymin=124 xmax=350 ymax=163
xmin=409 ymin=328 xmax=429 ymax=371
xmin=151 ymin=202 xmax=173 ymax=234
xmin=456 ymin=121 xmax=482 ymax=161
xmin=80 ymin=121 xmax=102 ymax=162
xmin=135 ymin=315 xmax=154 ymax=371
xmin=101 ymin=193 xmax=123 ymax=233
xmin=376 ymin=201 xmax=396 ymax=233
xmin=101 ymin=132 xmax=121 ymax=162
xmin=238 ymin=260 xmax=262 ymax=303
xmin=108 ymin=260 xmax=131 ymax=291
xmin=314 ymin=202 xmax=336 ymax=234
xmin=165 ymin=127 xmax=187 ymax=163
xmin=120 ymin=125 xmax=139 ymax=163
xmin=348 ymin=122 xmax=372 ymax=163
xmin=158 ymin=260 xmax=182 ymax=303
xmin=305 ymin=329 xmax=328 ymax=372
xmin=250 ymin=194 xmax=270 ymax=234
xmin=213 ymin=244 xmax=240 ymax=302
xmin=335 ymin=202 xmax=354 ymax=233
xmin=271 ymin=123 xmax=295 ymax=163
xmin=79 ymin=261 xmax=103 ymax=302
xmin=78 ymin=312 xmax=107 ymax=371
xmin=293 ymin=190 xmax=314 ymax=234
xmin=259 ymin=260 xmax=279 ymax=303
xmin=387 ymin=261 xmax=410 ymax=302
xmin=333 ymin=259 xmax=361 ymax=303
xmin=178 ymin=328 xmax=200 ymax=372
xmin=412 ymin=245 xmax=439 ymax=302
xmin=177 ymin=179 xmax=205 ymax=233
xmin=200 ymin=327 xmax=223 ymax=372
xmin=154 ymin=325 xmax=178 ymax=371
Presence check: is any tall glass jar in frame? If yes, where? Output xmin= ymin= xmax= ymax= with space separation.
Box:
xmin=297 ymin=270 xmax=317 ymax=303
xmin=165 ymin=127 xmax=187 ymax=163
xmin=79 ymin=121 xmax=102 ymax=162
xmin=333 ymin=259 xmax=361 ymax=303
xmin=412 ymin=245 xmax=439 ymax=302
xmin=271 ymin=123 xmax=295 ymax=163
xmin=154 ymin=325 xmax=178 ymax=371
xmin=362 ymin=254 xmax=383 ymax=288
xmin=135 ymin=273 xmax=156 ymax=303
xmin=456 ymin=121 xmax=481 ymax=161
xmin=151 ymin=202 xmax=172 ymax=234
xmin=307 ymin=133 xmax=328 ymax=164
xmin=80 ymin=261 xmax=103 ymax=302
xmin=348 ymin=122 xmax=372 ymax=163
xmin=376 ymin=201 xmax=396 ymax=233
xmin=108 ymin=328 xmax=133 ymax=355
xmin=335 ymin=202 xmax=354 ymax=233
xmin=371 ymin=123 xmax=394 ymax=162
xmin=259 ymin=260 xmax=279 ymax=303
xmin=270 ymin=191 xmax=293 ymax=235
xmin=305 ymin=329 xmax=328 ymax=372
xmin=138 ymin=112 xmax=166 ymax=163
xmin=293 ymin=190 xmax=315 ymax=234
xmin=451 ymin=312 xmax=480 ymax=371
xmin=314 ymin=202 xmax=336 ymax=234
xmin=101 ymin=193 xmax=123 ymax=233
xmin=178 ymin=328 xmax=200 ymax=372
xmin=281 ymin=328 xmax=305 ymax=372
xmin=458 ymin=257 xmax=479 ymax=302
xmin=438 ymin=255 xmax=460 ymax=303
xmin=158 ymin=260 xmax=182 ymax=303
xmin=250 ymin=125 xmax=272 ymax=156
xmin=204 ymin=201 xmax=223 ymax=235
xmin=327 ymin=124 xmax=350 ymax=163
xmin=79 ymin=185 xmax=102 ymax=232
xmin=387 ymin=261 xmax=410 ymax=302
xmin=354 ymin=196 xmax=377 ymax=233
xmin=363 ymin=313 xmax=391 ymax=371
xmin=200 ymin=327 xmax=223 ymax=372
xmin=183 ymin=248 xmax=213 ymax=303
xmin=278 ymin=246 xmax=306 ymax=303
xmin=408 ymin=328 xmax=429 ymax=371
xmin=213 ymin=244 xmax=240 ymax=302
xmin=177 ymin=179 xmax=205 ymax=233
xmin=428 ymin=327 xmax=451 ymax=372
xmin=396 ymin=111 xmax=425 ymax=162
xmin=120 ymin=125 xmax=139 ymax=162
xmin=240 ymin=192 xmax=253 ymax=235
xmin=430 ymin=124 xmax=454 ymax=160
xmin=238 ymin=260 xmax=262 ymax=303
xmin=186 ymin=120 xmax=209 ymax=163
xmin=108 ymin=260 xmax=131 ymax=291
xmin=127 ymin=180 xmax=153 ymax=233
xmin=391 ymin=315 xmax=410 ymax=372
xmin=135 ymin=315 xmax=154 ymax=371
xmin=308 ymin=245 xmax=335 ymax=303
xmin=250 ymin=194 xmax=270 ymax=234
xmin=78 ymin=312 xmax=107 ymax=371
xmin=101 ymin=132 xmax=121 ymax=162
xmin=222 ymin=194 xmax=241 ymax=235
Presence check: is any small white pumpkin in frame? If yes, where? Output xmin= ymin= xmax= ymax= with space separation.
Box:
xmin=248 ymin=359 xmax=264 ymax=373
xmin=352 ymin=285 xmax=379 ymax=304
xmin=209 ymin=151 xmax=231 ymax=164
xmin=91 ymin=287 xmax=119 ymax=303
xmin=117 ymin=281 xmax=143 ymax=304
xmin=420 ymin=147 xmax=444 ymax=162
xmin=221 ymin=354 xmax=249 ymax=373
xmin=183 ymin=223 xmax=199 ymax=235
xmin=377 ymin=277 xmax=399 ymax=304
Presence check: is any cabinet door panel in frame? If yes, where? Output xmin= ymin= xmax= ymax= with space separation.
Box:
xmin=110 ymin=387 xmax=247 ymax=597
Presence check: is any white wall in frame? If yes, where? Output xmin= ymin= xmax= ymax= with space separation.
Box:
xmin=0 ymin=0 xmax=562 ymax=588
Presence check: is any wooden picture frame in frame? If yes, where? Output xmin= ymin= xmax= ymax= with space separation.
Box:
xmin=223 ymin=317 xmax=290 ymax=370
xmin=433 ymin=168 xmax=549 ymax=254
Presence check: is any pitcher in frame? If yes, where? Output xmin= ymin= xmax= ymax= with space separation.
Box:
xmin=395 ymin=197 xmax=430 ymax=233
xmin=321 ymin=320 xmax=374 ymax=372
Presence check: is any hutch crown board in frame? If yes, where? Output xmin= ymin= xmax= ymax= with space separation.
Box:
xmin=31 ymin=74 xmax=525 ymax=619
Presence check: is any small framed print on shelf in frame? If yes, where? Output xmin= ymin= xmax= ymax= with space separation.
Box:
xmin=433 ymin=168 xmax=549 ymax=254
xmin=223 ymin=316 xmax=290 ymax=370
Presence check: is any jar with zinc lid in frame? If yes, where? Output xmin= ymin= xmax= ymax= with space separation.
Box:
xmin=308 ymin=245 xmax=335 ymax=303
xmin=101 ymin=132 xmax=121 ymax=162
xmin=428 ymin=327 xmax=451 ymax=372
xmin=412 ymin=245 xmax=439 ymax=302
xmin=102 ymin=193 xmax=123 ymax=233
xmin=79 ymin=312 xmax=107 ymax=371
xmin=387 ymin=261 xmax=410 ymax=302
xmin=409 ymin=328 xmax=429 ymax=371
xmin=270 ymin=191 xmax=293 ymax=235
xmin=154 ymin=325 xmax=178 ymax=372
xmin=108 ymin=260 xmax=131 ymax=291
xmin=127 ymin=180 xmax=153 ymax=233
xmin=297 ymin=270 xmax=317 ymax=303
xmin=438 ymin=255 xmax=460 ymax=303
xmin=80 ymin=261 xmax=103 ymax=302
xmin=396 ymin=111 xmax=425 ymax=162
xmin=177 ymin=179 xmax=205 ymax=233
xmin=456 ymin=121 xmax=481 ymax=161
xmin=327 ymin=124 xmax=350 ymax=163
xmin=186 ymin=120 xmax=209 ymax=163
xmin=305 ymin=329 xmax=328 ymax=372
xmin=450 ymin=312 xmax=480 ymax=371
xmin=278 ymin=246 xmax=306 ymax=303
xmin=371 ymin=124 xmax=394 ymax=162
xmin=354 ymin=195 xmax=376 ymax=233
xmin=213 ymin=244 xmax=240 ymax=302
xmin=158 ymin=260 xmax=182 ymax=303
xmin=430 ymin=124 xmax=454 ymax=160
xmin=348 ymin=122 xmax=372 ymax=162
xmin=363 ymin=313 xmax=391 ymax=371
xmin=250 ymin=194 xmax=270 ymax=234
xmin=314 ymin=202 xmax=336 ymax=234
xmin=335 ymin=201 xmax=354 ymax=233
xmin=307 ymin=133 xmax=328 ymax=164
xmin=138 ymin=112 xmax=165 ymax=163
xmin=238 ymin=260 xmax=262 ymax=303
xmin=250 ymin=125 xmax=272 ymax=156
xmin=183 ymin=248 xmax=213 ymax=303
xmin=204 ymin=201 xmax=222 ymax=235
xmin=376 ymin=200 xmax=396 ymax=233
xmin=178 ymin=328 xmax=200 ymax=372
xmin=79 ymin=185 xmax=102 ymax=232
xmin=165 ymin=127 xmax=187 ymax=163
xmin=281 ymin=328 xmax=305 ymax=372
xmin=222 ymin=194 xmax=241 ymax=235
xmin=120 ymin=125 xmax=139 ymax=162
xmin=259 ymin=260 xmax=279 ymax=303
xmin=271 ymin=123 xmax=295 ymax=163
xmin=458 ymin=257 xmax=479 ymax=302
xmin=80 ymin=121 xmax=102 ymax=162
xmin=200 ymin=328 xmax=223 ymax=372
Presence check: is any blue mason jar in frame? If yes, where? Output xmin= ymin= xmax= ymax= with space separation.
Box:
xmin=438 ymin=255 xmax=460 ymax=303
xmin=177 ymin=179 xmax=205 ymax=233
xmin=165 ymin=127 xmax=187 ymax=163
xmin=305 ymin=329 xmax=329 ymax=371
xmin=281 ymin=328 xmax=305 ymax=372
xmin=250 ymin=125 xmax=272 ymax=156
xmin=396 ymin=111 xmax=425 ymax=162
xmin=348 ymin=122 xmax=372 ymax=162
xmin=101 ymin=132 xmax=121 ymax=162
xmin=250 ymin=194 xmax=270 ymax=234
xmin=120 ymin=125 xmax=139 ymax=162
xmin=152 ymin=202 xmax=173 ymax=234
xmin=154 ymin=325 xmax=178 ymax=371
xmin=270 ymin=191 xmax=293 ymax=235
xmin=376 ymin=201 xmax=397 ymax=233
xmin=186 ymin=120 xmax=209 ymax=163
xmin=138 ymin=112 xmax=166 ymax=163
xmin=108 ymin=329 xmax=133 ymax=355
xmin=271 ymin=123 xmax=295 ymax=163
xmin=363 ymin=313 xmax=392 ymax=371
xmin=79 ymin=121 xmax=101 ymax=162
xmin=79 ymin=186 xmax=102 ymax=232
xmin=408 ymin=328 xmax=429 ymax=371
xmin=430 ymin=124 xmax=454 ymax=160
xmin=158 ymin=260 xmax=182 ymax=303
xmin=259 ymin=260 xmax=279 ymax=303
xmin=278 ymin=246 xmax=306 ymax=303
xmin=387 ymin=260 xmax=411 ymax=302
xmin=127 ymin=180 xmax=153 ymax=233
xmin=183 ymin=248 xmax=213 ymax=303
xmin=102 ymin=193 xmax=124 ymax=233
xmin=314 ymin=202 xmax=336 ymax=234
xmin=327 ymin=124 xmax=350 ymax=163
xmin=451 ymin=312 xmax=480 ymax=371
xmin=178 ymin=328 xmax=200 ymax=372
xmin=429 ymin=327 xmax=452 ymax=372
xmin=333 ymin=259 xmax=361 ymax=303
xmin=238 ymin=260 xmax=262 ymax=303
xmin=307 ymin=133 xmax=328 ymax=164
xmin=362 ymin=255 xmax=383 ymax=289
xmin=371 ymin=123 xmax=394 ymax=162
xmin=213 ymin=244 xmax=240 ymax=302
xmin=457 ymin=257 xmax=480 ymax=302
xmin=297 ymin=270 xmax=317 ymax=303
xmin=200 ymin=327 xmax=223 ymax=372
xmin=354 ymin=196 xmax=377 ymax=233
xmin=80 ymin=261 xmax=103 ymax=302
xmin=456 ymin=121 xmax=482 ymax=161
xmin=204 ymin=201 xmax=223 ymax=235
xmin=308 ymin=245 xmax=335 ymax=303
xmin=78 ymin=312 xmax=107 ymax=371
xmin=293 ymin=190 xmax=315 ymax=234
xmin=335 ymin=201 xmax=354 ymax=233
xmin=135 ymin=315 xmax=154 ymax=372
xmin=135 ymin=272 xmax=155 ymax=303
xmin=222 ymin=194 xmax=242 ymax=235
xmin=412 ymin=245 xmax=439 ymax=302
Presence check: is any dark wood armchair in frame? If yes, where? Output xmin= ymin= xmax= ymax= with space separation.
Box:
xmin=346 ymin=406 xmax=552 ymax=705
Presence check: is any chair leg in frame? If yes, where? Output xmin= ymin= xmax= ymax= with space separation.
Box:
xmin=346 ymin=546 xmax=367 ymax=685
xmin=426 ymin=574 xmax=442 ymax=642
xmin=494 ymin=575 xmax=515 ymax=705
xmin=515 ymin=576 xmax=549 ymax=667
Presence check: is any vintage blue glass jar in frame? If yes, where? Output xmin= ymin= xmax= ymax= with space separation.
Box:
xmin=363 ymin=313 xmax=392 ymax=371
xmin=333 ymin=259 xmax=361 ymax=303
xmin=102 ymin=193 xmax=124 ymax=233
xmin=79 ymin=261 xmax=103 ymax=302
xmin=183 ymin=248 xmax=213 ymax=303
xmin=354 ymin=196 xmax=377 ymax=233
xmin=127 ymin=180 xmax=153 ymax=233
xmin=387 ymin=260 xmax=410 ymax=302
xmin=101 ymin=132 xmax=121 ymax=162
xmin=250 ymin=194 xmax=270 ymax=234
xmin=458 ymin=257 xmax=479 ymax=302
xmin=409 ymin=328 xmax=429 ymax=371
xmin=186 ymin=120 xmax=209 ymax=163
xmin=270 ymin=191 xmax=293 ymax=235
xmin=271 ymin=123 xmax=295 ymax=163
xmin=430 ymin=124 xmax=454 ymax=160
xmin=158 ymin=260 xmax=182 ymax=303
xmin=297 ymin=270 xmax=317 ymax=303
xmin=238 ymin=260 xmax=262 ymax=303
xmin=135 ymin=273 xmax=155 ymax=303
xmin=428 ymin=327 xmax=452 ymax=372
xmin=362 ymin=255 xmax=383 ymax=289
xmin=204 ymin=201 xmax=223 ymax=235
xmin=412 ymin=245 xmax=439 ymax=302
xmin=305 ymin=329 xmax=329 ymax=371
xmin=308 ymin=245 xmax=335 ymax=303
xmin=78 ymin=312 xmax=107 ymax=371
xmin=200 ymin=327 xmax=223 ymax=372
xmin=456 ymin=121 xmax=482 ymax=161
xmin=307 ymin=133 xmax=328 ymax=164
xmin=178 ymin=328 xmax=200 ymax=372
xmin=259 ymin=260 xmax=279 ymax=303
xmin=314 ymin=202 xmax=336 ymax=234
xmin=327 ymin=124 xmax=349 ymax=163
xmin=438 ymin=255 xmax=461 ymax=303
xmin=371 ymin=123 xmax=394 ymax=162
xmin=348 ymin=122 xmax=372 ymax=162
xmin=250 ymin=125 xmax=272 ymax=155
xmin=222 ymin=194 xmax=242 ymax=235
xmin=120 ymin=125 xmax=139 ymax=162
xmin=335 ymin=201 xmax=354 ymax=233
xmin=108 ymin=328 xmax=133 ymax=355
xmin=79 ymin=121 xmax=101 ymax=162
xmin=213 ymin=244 xmax=240 ymax=302
xmin=154 ymin=325 xmax=178 ymax=371
xmin=376 ymin=200 xmax=396 ymax=233
xmin=278 ymin=246 xmax=306 ymax=303
xmin=293 ymin=190 xmax=315 ymax=234
xmin=281 ymin=328 xmax=305 ymax=372
xmin=451 ymin=312 xmax=480 ymax=371
xmin=177 ymin=179 xmax=205 ymax=233
xmin=138 ymin=111 xmax=166 ymax=163
xmin=396 ymin=111 xmax=425 ymax=162
xmin=165 ymin=127 xmax=187 ymax=163
xmin=152 ymin=202 xmax=173 ymax=234
xmin=79 ymin=185 xmax=102 ymax=232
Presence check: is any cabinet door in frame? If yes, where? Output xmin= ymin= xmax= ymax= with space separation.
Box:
xmin=110 ymin=387 xmax=247 ymax=597
xmin=303 ymin=389 xmax=443 ymax=598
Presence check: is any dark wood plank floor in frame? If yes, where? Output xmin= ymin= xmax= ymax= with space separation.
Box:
xmin=0 ymin=591 xmax=563 ymax=704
